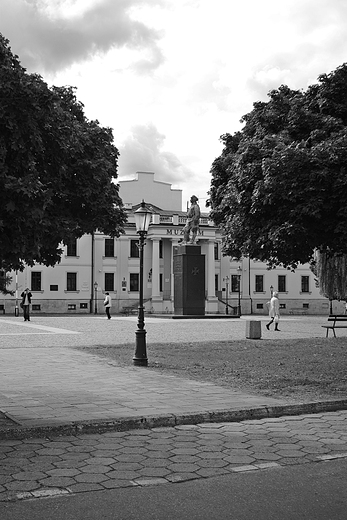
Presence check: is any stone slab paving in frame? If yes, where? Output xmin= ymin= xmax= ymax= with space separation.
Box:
xmin=0 ymin=315 xmax=345 ymax=437
xmin=0 ymin=346 xmax=282 ymax=432
xmin=0 ymin=411 xmax=347 ymax=502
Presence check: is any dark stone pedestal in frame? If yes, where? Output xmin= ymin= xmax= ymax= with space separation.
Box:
xmin=173 ymin=245 xmax=205 ymax=315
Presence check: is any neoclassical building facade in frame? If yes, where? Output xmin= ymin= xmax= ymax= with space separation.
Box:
xmin=2 ymin=171 xmax=335 ymax=316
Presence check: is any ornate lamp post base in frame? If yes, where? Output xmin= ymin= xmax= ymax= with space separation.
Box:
xmin=133 ymin=329 xmax=148 ymax=366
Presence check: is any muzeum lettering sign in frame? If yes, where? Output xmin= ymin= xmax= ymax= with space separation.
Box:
xmin=166 ymin=228 xmax=204 ymax=236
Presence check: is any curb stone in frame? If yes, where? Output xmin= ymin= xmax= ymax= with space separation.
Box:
xmin=0 ymin=398 xmax=346 ymax=441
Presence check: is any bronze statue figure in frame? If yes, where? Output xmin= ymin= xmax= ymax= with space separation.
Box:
xmin=182 ymin=195 xmax=200 ymax=244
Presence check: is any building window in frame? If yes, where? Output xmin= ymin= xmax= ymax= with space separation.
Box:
xmin=301 ymin=276 xmax=310 ymax=293
xmin=32 ymin=304 xmax=41 ymax=311
xmin=129 ymin=273 xmax=139 ymax=292
xmin=68 ymin=304 xmax=76 ymax=310
xmin=278 ymin=275 xmax=286 ymax=293
xmin=160 ymin=273 xmax=163 ymax=292
xmin=130 ymin=240 xmax=139 ymax=258
xmin=231 ymin=275 xmax=238 ymax=293
xmin=214 ymin=243 xmax=219 ymax=260
xmin=159 ymin=240 xmax=163 ymax=259
xmin=31 ymin=272 xmax=41 ymax=291
xmin=50 ymin=285 xmax=58 ymax=291
xmin=215 ymin=274 xmax=218 ymax=293
xmin=256 ymin=303 xmax=264 ymax=309
xmin=67 ymin=272 xmax=77 ymax=291
xmin=105 ymin=273 xmax=114 ymax=292
xmin=66 ymin=239 xmax=77 ymax=257
xmin=80 ymin=303 xmax=88 ymax=309
xmin=255 ymin=275 xmax=264 ymax=292
xmin=105 ymin=239 xmax=115 ymax=257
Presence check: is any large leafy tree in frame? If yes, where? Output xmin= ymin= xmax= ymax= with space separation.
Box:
xmin=208 ymin=65 xmax=347 ymax=300
xmin=0 ymin=34 xmax=127 ymax=274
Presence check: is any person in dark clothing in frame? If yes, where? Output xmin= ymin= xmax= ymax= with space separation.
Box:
xmin=21 ymin=288 xmax=32 ymax=321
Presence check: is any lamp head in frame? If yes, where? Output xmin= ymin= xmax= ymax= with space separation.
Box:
xmin=134 ymin=200 xmax=152 ymax=234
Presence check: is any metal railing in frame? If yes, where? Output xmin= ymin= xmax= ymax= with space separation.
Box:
xmin=217 ymin=297 xmax=239 ymax=315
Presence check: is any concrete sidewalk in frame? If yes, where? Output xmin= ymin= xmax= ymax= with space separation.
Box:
xmin=0 ymin=315 xmax=346 ymax=439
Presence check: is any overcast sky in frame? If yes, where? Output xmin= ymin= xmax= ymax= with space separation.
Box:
xmin=2 ymin=0 xmax=347 ymax=209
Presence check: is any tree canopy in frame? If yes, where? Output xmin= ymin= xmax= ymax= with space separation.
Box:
xmin=208 ymin=64 xmax=347 ymax=271
xmin=0 ymin=34 xmax=127 ymax=272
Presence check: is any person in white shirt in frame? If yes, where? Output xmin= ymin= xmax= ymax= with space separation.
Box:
xmin=104 ymin=292 xmax=111 ymax=319
xmin=266 ymin=291 xmax=280 ymax=331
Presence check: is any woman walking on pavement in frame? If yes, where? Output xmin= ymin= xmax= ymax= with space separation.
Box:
xmin=103 ymin=292 xmax=112 ymax=319
xmin=266 ymin=291 xmax=280 ymax=331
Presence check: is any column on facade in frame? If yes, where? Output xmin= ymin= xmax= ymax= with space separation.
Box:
xmin=206 ymin=239 xmax=218 ymax=313
xmin=151 ymin=238 xmax=161 ymax=302
xmin=207 ymin=240 xmax=216 ymax=298
xmin=170 ymin=239 xmax=180 ymax=309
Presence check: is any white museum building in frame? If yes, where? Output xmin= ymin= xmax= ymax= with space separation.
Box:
xmin=2 ymin=171 xmax=335 ymax=316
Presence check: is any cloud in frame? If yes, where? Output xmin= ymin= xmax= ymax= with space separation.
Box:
xmin=130 ymin=46 xmax=165 ymax=75
xmin=246 ymin=65 xmax=294 ymax=101
xmin=117 ymin=123 xmax=195 ymax=187
xmin=185 ymin=67 xmax=232 ymax=113
xmin=237 ymin=2 xmax=347 ymax=112
xmin=1 ymin=0 xmax=166 ymax=73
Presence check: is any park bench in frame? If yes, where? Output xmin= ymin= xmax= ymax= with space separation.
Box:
xmin=322 ymin=314 xmax=347 ymax=337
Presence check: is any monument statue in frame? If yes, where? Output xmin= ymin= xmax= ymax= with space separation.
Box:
xmin=182 ymin=195 xmax=201 ymax=244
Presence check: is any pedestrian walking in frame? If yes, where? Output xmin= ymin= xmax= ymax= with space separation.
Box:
xmin=104 ymin=292 xmax=111 ymax=319
xmin=20 ymin=288 xmax=32 ymax=321
xmin=266 ymin=291 xmax=280 ymax=331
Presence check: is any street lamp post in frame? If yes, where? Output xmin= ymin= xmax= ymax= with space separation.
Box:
xmin=15 ymin=271 xmax=19 ymax=317
xmin=237 ymin=266 xmax=242 ymax=316
xmin=223 ymin=276 xmax=229 ymax=315
xmin=133 ymin=201 xmax=152 ymax=367
xmin=94 ymin=281 xmax=98 ymax=314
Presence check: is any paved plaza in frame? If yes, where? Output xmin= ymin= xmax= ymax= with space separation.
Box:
xmin=0 ymin=314 xmax=345 ymax=438
xmin=0 ymin=314 xmax=347 ymax=504
xmin=0 ymin=313 xmax=337 ymax=349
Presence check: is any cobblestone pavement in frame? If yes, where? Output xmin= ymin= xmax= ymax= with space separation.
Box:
xmin=0 ymin=411 xmax=347 ymax=503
